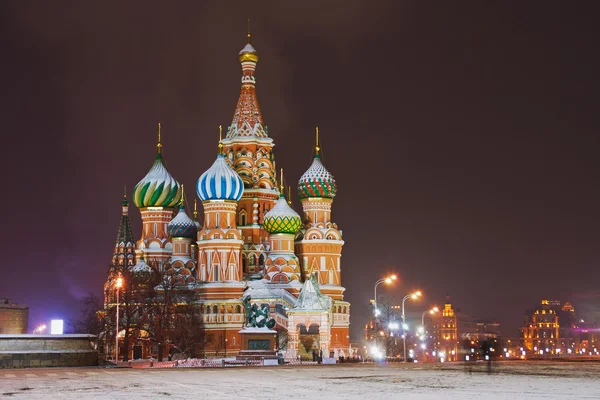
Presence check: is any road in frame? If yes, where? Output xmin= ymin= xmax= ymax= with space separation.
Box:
xmin=1 ymin=361 xmax=599 ymax=399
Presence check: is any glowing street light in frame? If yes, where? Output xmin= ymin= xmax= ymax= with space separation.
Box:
xmin=373 ymin=274 xmax=397 ymax=314
xmin=114 ymin=276 xmax=124 ymax=363
xmin=33 ymin=324 xmax=47 ymax=334
xmin=401 ymin=290 xmax=422 ymax=363
xmin=421 ymin=306 xmax=439 ymax=327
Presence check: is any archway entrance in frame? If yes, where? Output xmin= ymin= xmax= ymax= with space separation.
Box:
xmin=297 ymin=323 xmax=320 ymax=360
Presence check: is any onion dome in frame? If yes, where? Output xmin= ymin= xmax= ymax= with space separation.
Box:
xmin=239 ymin=31 xmax=259 ymax=63
xmin=197 ymin=154 xmax=244 ymax=202
xmin=263 ymin=194 xmax=302 ymax=234
xmin=133 ymin=123 xmax=182 ymax=208
xmin=298 ymin=128 xmax=337 ymax=199
xmin=129 ymin=252 xmax=154 ymax=282
xmin=167 ymin=187 xmax=197 ymax=238
xmin=298 ymin=156 xmax=336 ymax=199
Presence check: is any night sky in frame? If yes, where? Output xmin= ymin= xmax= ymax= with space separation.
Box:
xmin=1 ymin=1 xmax=599 ymax=339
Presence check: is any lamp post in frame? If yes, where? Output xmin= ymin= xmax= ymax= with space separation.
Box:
xmin=114 ymin=276 xmax=123 ymax=363
xmin=401 ymin=291 xmax=421 ymax=362
xmin=421 ymin=306 xmax=439 ymax=327
xmin=373 ymin=275 xmax=397 ymax=314
xmin=420 ymin=307 xmax=438 ymax=360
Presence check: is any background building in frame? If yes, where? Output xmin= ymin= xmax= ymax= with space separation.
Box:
xmin=0 ymin=299 xmax=28 ymax=334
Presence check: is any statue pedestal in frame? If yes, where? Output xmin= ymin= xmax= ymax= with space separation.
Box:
xmin=236 ymin=327 xmax=278 ymax=361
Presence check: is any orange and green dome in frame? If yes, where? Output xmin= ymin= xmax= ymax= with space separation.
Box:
xmin=263 ymin=194 xmax=302 ymax=234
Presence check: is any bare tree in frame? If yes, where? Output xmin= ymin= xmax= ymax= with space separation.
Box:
xmin=69 ymin=293 xmax=103 ymax=335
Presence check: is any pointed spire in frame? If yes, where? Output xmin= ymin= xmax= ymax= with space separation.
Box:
xmin=157 ymin=122 xmax=162 ymax=155
xmin=315 ymin=126 xmax=321 ymax=157
xmin=247 ymin=17 xmax=251 ymax=44
xmin=218 ymin=125 xmax=223 ymax=154
xmin=122 ymin=185 xmax=128 ymax=208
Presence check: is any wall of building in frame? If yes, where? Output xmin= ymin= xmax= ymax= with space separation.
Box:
xmin=0 ymin=300 xmax=28 ymax=334
xmin=0 ymin=334 xmax=98 ymax=368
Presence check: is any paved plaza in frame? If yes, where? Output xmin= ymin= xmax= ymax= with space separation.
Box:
xmin=1 ymin=361 xmax=599 ymax=399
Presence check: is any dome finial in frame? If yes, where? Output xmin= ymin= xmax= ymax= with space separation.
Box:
xmin=280 ymin=168 xmax=285 ymax=195
xmin=193 ymin=198 xmax=198 ymax=220
xmin=181 ymin=184 xmax=185 ymax=206
xmin=124 ymin=184 xmax=127 ymax=200
xmin=218 ymin=125 xmax=223 ymax=154
xmin=315 ymin=126 xmax=321 ymax=157
xmin=287 ymin=186 xmax=292 ymax=206
xmin=157 ymin=122 xmax=162 ymax=155
xmin=247 ymin=18 xmax=251 ymax=44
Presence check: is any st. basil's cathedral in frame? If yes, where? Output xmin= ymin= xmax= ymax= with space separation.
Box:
xmin=103 ymin=33 xmax=350 ymax=359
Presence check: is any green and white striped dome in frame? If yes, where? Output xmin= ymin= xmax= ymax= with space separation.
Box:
xmin=263 ymin=194 xmax=302 ymax=234
xmin=133 ymin=153 xmax=182 ymax=208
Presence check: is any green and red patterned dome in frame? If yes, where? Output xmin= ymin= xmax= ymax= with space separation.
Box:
xmin=297 ymin=155 xmax=336 ymax=199
xmin=263 ymin=194 xmax=302 ymax=234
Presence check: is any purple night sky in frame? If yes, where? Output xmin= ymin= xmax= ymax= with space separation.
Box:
xmin=1 ymin=1 xmax=599 ymax=339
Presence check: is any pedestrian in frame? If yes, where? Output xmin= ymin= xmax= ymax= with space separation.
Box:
xmin=312 ymin=349 xmax=317 ymax=362
xmin=319 ymin=349 xmax=323 ymax=364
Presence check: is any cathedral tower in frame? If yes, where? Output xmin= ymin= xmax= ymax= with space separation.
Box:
xmin=262 ymin=169 xmax=303 ymax=284
xmin=220 ymin=33 xmax=279 ymax=278
xmin=132 ymin=123 xmax=182 ymax=264
xmin=167 ymin=185 xmax=198 ymax=284
xmin=295 ymin=129 xmax=350 ymax=350
xmin=195 ymin=147 xmax=245 ymax=300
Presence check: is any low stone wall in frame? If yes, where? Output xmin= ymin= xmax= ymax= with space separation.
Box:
xmin=0 ymin=334 xmax=98 ymax=368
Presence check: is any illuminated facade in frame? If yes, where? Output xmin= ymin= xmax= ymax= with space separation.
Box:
xmin=520 ymin=300 xmax=561 ymax=355
xmin=432 ymin=301 xmax=458 ymax=361
xmin=102 ymin=33 xmax=350 ymax=359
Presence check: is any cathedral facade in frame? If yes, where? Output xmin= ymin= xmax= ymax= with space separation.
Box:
xmin=104 ymin=35 xmax=350 ymax=359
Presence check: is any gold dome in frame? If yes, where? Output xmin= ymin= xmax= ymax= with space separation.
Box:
xmin=239 ymin=42 xmax=259 ymax=63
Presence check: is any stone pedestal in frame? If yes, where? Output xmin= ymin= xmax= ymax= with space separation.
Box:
xmin=236 ymin=328 xmax=277 ymax=360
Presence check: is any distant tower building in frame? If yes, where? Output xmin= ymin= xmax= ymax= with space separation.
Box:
xmin=220 ymin=32 xmax=279 ymax=278
xmin=132 ymin=124 xmax=182 ymax=264
xmin=295 ymin=129 xmax=349 ymax=351
xmin=433 ymin=299 xmax=458 ymax=361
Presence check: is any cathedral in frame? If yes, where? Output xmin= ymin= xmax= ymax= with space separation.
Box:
xmin=104 ymin=33 xmax=350 ymax=359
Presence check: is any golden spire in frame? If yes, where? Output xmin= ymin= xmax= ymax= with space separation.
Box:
xmin=193 ymin=198 xmax=198 ymax=220
xmin=315 ymin=126 xmax=321 ymax=156
xmin=218 ymin=125 xmax=223 ymax=154
xmin=157 ymin=122 xmax=162 ymax=154
xmin=280 ymin=168 xmax=285 ymax=194
xmin=247 ymin=18 xmax=251 ymax=44
xmin=123 ymin=185 xmax=127 ymax=200
xmin=180 ymin=184 xmax=185 ymax=206
xmin=287 ymin=186 xmax=292 ymax=206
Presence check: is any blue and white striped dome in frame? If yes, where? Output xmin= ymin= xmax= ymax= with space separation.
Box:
xmin=196 ymin=154 xmax=244 ymax=201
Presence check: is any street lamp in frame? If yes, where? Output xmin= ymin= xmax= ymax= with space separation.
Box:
xmin=401 ymin=291 xmax=422 ymax=362
xmin=373 ymin=275 xmax=397 ymax=314
xmin=114 ymin=276 xmax=123 ymax=363
xmin=421 ymin=306 xmax=439 ymax=328
xmin=420 ymin=307 xmax=438 ymax=359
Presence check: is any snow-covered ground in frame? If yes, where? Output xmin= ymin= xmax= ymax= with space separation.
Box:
xmin=1 ymin=361 xmax=599 ymax=399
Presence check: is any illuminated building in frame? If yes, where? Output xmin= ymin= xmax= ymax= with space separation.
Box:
xmin=520 ymin=299 xmax=561 ymax=354
xmin=102 ymin=32 xmax=350 ymax=359
xmin=0 ymin=299 xmax=28 ymax=334
xmin=432 ymin=300 xmax=458 ymax=361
